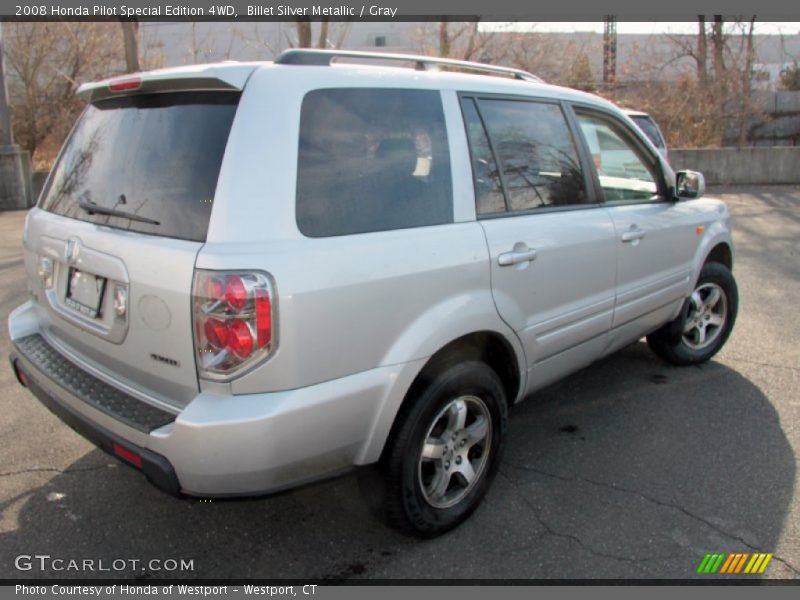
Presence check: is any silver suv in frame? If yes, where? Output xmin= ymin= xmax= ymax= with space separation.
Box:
xmin=8 ymin=50 xmax=737 ymax=536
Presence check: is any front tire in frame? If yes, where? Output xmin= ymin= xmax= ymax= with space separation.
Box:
xmin=647 ymin=261 xmax=738 ymax=365
xmin=380 ymin=361 xmax=507 ymax=537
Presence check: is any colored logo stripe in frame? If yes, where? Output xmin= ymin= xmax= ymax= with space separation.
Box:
xmin=719 ymin=554 xmax=737 ymax=573
xmin=698 ymin=553 xmax=774 ymax=574
xmin=697 ymin=553 xmax=725 ymax=574
xmin=745 ymin=553 xmax=773 ymax=574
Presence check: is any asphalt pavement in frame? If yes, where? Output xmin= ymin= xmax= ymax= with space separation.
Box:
xmin=0 ymin=187 xmax=798 ymax=580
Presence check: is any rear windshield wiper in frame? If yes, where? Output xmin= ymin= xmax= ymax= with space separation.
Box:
xmin=78 ymin=200 xmax=161 ymax=226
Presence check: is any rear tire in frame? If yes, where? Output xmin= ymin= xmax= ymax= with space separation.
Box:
xmin=379 ymin=361 xmax=507 ymax=537
xmin=647 ymin=262 xmax=738 ymax=366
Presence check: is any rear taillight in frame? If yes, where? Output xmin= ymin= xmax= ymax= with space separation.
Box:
xmin=192 ymin=270 xmax=276 ymax=379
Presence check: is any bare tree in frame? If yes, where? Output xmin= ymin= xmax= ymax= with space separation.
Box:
xmin=644 ymin=16 xmax=767 ymax=147
xmin=697 ymin=17 xmax=708 ymax=87
xmin=189 ymin=22 xmax=201 ymax=63
xmin=4 ymin=23 xmax=123 ymax=165
xmin=332 ymin=22 xmax=351 ymax=49
xmin=243 ymin=22 xmax=348 ymax=57
xmin=711 ymin=16 xmax=726 ymax=78
xmin=781 ymin=62 xmax=800 ymax=90
xmin=568 ymin=51 xmax=597 ymax=92
xmin=295 ymin=20 xmax=312 ymax=48
xmin=739 ymin=17 xmax=757 ymax=146
xmin=120 ymin=21 xmax=140 ymax=72
xmin=289 ymin=20 xmax=347 ymax=50
xmin=439 ymin=21 xmax=451 ymax=57
xmin=318 ymin=17 xmax=329 ymax=49
xmin=416 ymin=21 xmax=495 ymax=62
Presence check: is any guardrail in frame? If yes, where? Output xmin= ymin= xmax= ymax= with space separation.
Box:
xmin=670 ymin=147 xmax=800 ymax=185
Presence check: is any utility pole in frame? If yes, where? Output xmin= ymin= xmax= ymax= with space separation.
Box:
xmin=0 ymin=22 xmax=14 ymax=146
xmin=603 ymin=16 xmax=617 ymax=86
xmin=0 ymin=22 xmax=32 ymax=210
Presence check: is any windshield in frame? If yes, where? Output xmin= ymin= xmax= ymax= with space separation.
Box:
xmin=40 ymin=91 xmax=240 ymax=242
xmin=630 ymin=115 xmax=666 ymax=150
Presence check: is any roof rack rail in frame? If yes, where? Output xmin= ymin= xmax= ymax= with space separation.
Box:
xmin=274 ymin=49 xmax=543 ymax=83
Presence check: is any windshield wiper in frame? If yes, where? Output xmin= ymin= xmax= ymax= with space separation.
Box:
xmin=78 ymin=200 xmax=161 ymax=226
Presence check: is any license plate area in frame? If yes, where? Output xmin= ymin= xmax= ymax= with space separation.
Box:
xmin=65 ymin=268 xmax=107 ymax=319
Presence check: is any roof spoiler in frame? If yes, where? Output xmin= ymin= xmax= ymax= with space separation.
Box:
xmin=275 ymin=49 xmax=543 ymax=83
xmin=76 ymin=63 xmax=259 ymax=103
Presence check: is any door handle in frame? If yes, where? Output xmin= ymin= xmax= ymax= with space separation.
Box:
xmin=621 ymin=228 xmax=646 ymax=243
xmin=498 ymin=246 xmax=537 ymax=266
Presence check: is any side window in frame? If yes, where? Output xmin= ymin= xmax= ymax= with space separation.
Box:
xmin=576 ymin=114 xmax=660 ymax=203
xmin=296 ymin=88 xmax=453 ymax=237
xmin=474 ymin=99 xmax=588 ymax=212
xmin=460 ymin=98 xmax=505 ymax=215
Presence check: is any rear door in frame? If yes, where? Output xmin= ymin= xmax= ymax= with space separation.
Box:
xmin=460 ymin=96 xmax=617 ymax=378
xmin=572 ymin=108 xmax=697 ymax=334
xmin=26 ymin=90 xmax=241 ymax=409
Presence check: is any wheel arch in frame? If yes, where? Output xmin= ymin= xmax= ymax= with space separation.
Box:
xmin=704 ymin=241 xmax=733 ymax=270
xmin=378 ymin=330 xmax=521 ymax=463
xmin=356 ymin=328 xmax=525 ymax=466
xmin=688 ymin=217 xmax=734 ymax=293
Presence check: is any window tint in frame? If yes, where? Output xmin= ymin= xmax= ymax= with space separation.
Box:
xmin=296 ymin=88 xmax=453 ymax=237
xmin=460 ymin=98 xmax=505 ymax=215
xmin=475 ymin=99 xmax=587 ymax=211
xmin=577 ymin=114 xmax=659 ymax=203
xmin=41 ymin=92 xmax=239 ymax=242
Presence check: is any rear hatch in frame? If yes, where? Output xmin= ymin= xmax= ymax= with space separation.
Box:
xmin=24 ymin=69 xmax=251 ymax=409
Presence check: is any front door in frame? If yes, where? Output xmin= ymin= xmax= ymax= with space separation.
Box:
xmin=574 ymin=110 xmax=698 ymax=337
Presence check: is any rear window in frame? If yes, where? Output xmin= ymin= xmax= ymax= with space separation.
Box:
xmin=296 ymin=88 xmax=453 ymax=237
xmin=40 ymin=92 xmax=240 ymax=242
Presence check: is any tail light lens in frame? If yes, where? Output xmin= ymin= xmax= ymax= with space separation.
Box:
xmin=192 ymin=270 xmax=276 ymax=379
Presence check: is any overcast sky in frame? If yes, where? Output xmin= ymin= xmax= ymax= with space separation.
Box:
xmin=483 ymin=22 xmax=800 ymax=35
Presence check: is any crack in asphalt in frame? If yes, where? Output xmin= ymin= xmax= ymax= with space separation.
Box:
xmin=503 ymin=463 xmax=800 ymax=576
xmin=720 ymin=355 xmax=800 ymax=373
xmin=0 ymin=465 xmax=115 ymax=478
xmin=497 ymin=470 xmax=682 ymax=567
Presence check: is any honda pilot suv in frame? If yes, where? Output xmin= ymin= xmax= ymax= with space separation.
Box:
xmin=8 ymin=50 xmax=737 ymax=536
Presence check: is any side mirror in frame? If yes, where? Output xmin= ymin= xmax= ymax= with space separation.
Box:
xmin=675 ymin=170 xmax=705 ymax=200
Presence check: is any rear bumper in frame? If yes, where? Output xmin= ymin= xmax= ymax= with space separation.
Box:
xmin=9 ymin=302 xmax=423 ymax=496
xmin=10 ymin=353 xmax=180 ymax=495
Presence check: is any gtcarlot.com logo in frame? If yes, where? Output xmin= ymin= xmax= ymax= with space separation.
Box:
xmin=15 ymin=554 xmax=195 ymax=573
xmin=697 ymin=552 xmax=773 ymax=575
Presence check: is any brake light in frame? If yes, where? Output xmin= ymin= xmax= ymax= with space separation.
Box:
xmin=108 ymin=77 xmax=141 ymax=92
xmin=192 ymin=270 xmax=276 ymax=378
